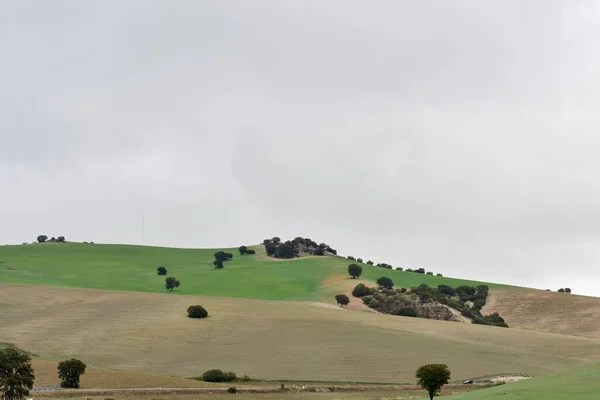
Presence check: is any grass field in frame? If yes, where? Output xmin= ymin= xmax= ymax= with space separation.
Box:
xmin=441 ymin=362 xmax=600 ymax=399
xmin=0 ymin=242 xmax=501 ymax=302
xmin=2 ymin=284 xmax=600 ymax=384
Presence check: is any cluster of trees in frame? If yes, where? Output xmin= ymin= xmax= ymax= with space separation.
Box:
xmin=263 ymin=237 xmax=337 ymax=259
xmin=201 ymin=369 xmax=238 ymax=382
xmin=36 ymin=235 xmax=66 ymax=243
xmin=557 ymin=288 xmax=572 ymax=293
xmin=187 ymin=305 xmax=208 ymax=318
xmin=351 ymin=280 xmax=508 ymax=327
xmin=0 ymin=347 xmax=87 ymax=400
xmin=214 ymin=251 xmax=233 ymax=269
xmin=238 ymin=246 xmax=256 ymax=255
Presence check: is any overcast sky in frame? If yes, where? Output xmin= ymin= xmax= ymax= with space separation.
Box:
xmin=3 ymin=1 xmax=600 ymax=296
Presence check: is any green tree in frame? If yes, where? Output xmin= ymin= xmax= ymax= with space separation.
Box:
xmin=0 ymin=347 xmax=35 ymax=400
xmin=376 ymin=276 xmax=394 ymax=289
xmin=239 ymin=246 xmax=248 ymax=255
xmin=416 ymin=364 xmax=451 ymax=400
xmin=57 ymin=359 xmax=86 ymax=388
xmin=157 ymin=266 xmax=167 ymax=275
xmin=165 ymin=276 xmax=180 ymax=291
xmin=347 ymin=264 xmax=363 ymax=279
xmin=334 ymin=294 xmax=350 ymax=307
xmin=213 ymin=259 xmax=224 ymax=269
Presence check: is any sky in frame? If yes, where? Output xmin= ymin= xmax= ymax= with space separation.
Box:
xmin=2 ymin=0 xmax=600 ymax=296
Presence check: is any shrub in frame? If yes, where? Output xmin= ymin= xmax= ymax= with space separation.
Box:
xmin=314 ymin=248 xmax=325 ymax=256
xmin=352 ymin=283 xmax=374 ymax=297
xmin=271 ymin=237 xmax=281 ymax=244
xmin=202 ymin=369 xmax=237 ymax=382
xmin=239 ymin=246 xmax=248 ymax=255
xmin=347 ymin=264 xmax=363 ymax=279
xmin=395 ymin=267 xmax=403 ymax=271
xmin=393 ymin=306 xmax=418 ymax=317
xmin=37 ymin=235 xmax=48 ymax=243
xmin=214 ymin=251 xmax=233 ymax=262
xmin=57 ymin=236 xmax=66 ymax=243
xmin=157 ymin=266 xmax=167 ymax=275
xmin=558 ymin=288 xmax=565 ymax=293
xmin=228 ymin=387 xmax=237 ymax=394
xmin=436 ymin=273 xmax=443 ymax=277
xmin=376 ymin=276 xmax=394 ymax=289
xmin=565 ymin=288 xmax=572 ymax=293
xmin=347 ymin=256 xmax=356 ymax=261
xmin=326 ymin=248 xmax=337 ymax=255
xmin=245 ymin=249 xmax=256 ymax=255
xmin=366 ymin=260 xmax=374 ymax=265
xmin=357 ymin=258 xmax=363 ymax=263
xmin=426 ymin=271 xmax=433 ymax=275
xmin=334 ymin=294 xmax=350 ymax=307
xmin=214 ymin=259 xmax=224 ymax=269
xmin=187 ymin=305 xmax=208 ymax=319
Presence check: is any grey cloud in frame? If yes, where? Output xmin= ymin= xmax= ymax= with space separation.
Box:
xmin=2 ymin=0 xmax=600 ymax=295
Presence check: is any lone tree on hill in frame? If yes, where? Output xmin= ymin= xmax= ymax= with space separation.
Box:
xmin=0 ymin=347 xmax=35 ymax=400
xmin=157 ymin=266 xmax=167 ymax=275
xmin=57 ymin=359 xmax=86 ymax=388
xmin=187 ymin=305 xmax=208 ymax=318
xmin=347 ymin=264 xmax=363 ymax=279
xmin=416 ymin=364 xmax=451 ymax=400
xmin=165 ymin=276 xmax=180 ymax=291
xmin=36 ymin=235 xmax=48 ymax=243
xmin=239 ymin=246 xmax=248 ymax=255
xmin=335 ymin=294 xmax=350 ymax=307
xmin=376 ymin=276 xmax=394 ymax=289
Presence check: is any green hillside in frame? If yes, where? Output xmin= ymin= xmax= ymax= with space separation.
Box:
xmin=438 ymin=363 xmax=600 ymax=400
xmin=0 ymin=242 xmax=501 ymax=301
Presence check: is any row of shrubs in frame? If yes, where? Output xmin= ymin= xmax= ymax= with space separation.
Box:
xmin=36 ymin=235 xmax=66 ymax=243
xmin=346 ymin=256 xmax=443 ymax=276
xmin=351 ymin=279 xmax=508 ymax=328
xmin=201 ymin=369 xmax=251 ymax=383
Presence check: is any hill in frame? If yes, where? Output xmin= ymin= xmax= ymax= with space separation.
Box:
xmin=441 ymin=362 xmax=600 ymax=400
xmin=0 ymin=242 xmax=501 ymax=302
xmin=2 ymin=284 xmax=600 ymax=384
xmin=482 ymin=287 xmax=600 ymax=338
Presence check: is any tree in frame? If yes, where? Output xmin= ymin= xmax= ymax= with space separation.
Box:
xmin=36 ymin=235 xmax=48 ymax=243
xmin=351 ymin=283 xmax=373 ymax=297
xmin=202 ymin=369 xmax=237 ymax=382
xmin=416 ymin=364 xmax=451 ymax=400
xmin=366 ymin=260 xmax=374 ymax=265
xmin=57 ymin=359 xmax=86 ymax=388
xmin=558 ymin=288 xmax=565 ymax=293
xmin=213 ymin=259 xmax=224 ymax=269
xmin=187 ymin=305 xmax=208 ymax=318
xmin=0 ymin=347 xmax=35 ymax=400
xmin=357 ymin=258 xmax=363 ymax=263
xmin=57 ymin=236 xmax=66 ymax=243
xmin=565 ymin=288 xmax=572 ymax=293
xmin=157 ymin=266 xmax=167 ymax=275
xmin=376 ymin=276 xmax=394 ymax=289
xmin=246 ymin=249 xmax=256 ymax=255
xmin=165 ymin=277 xmax=180 ymax=291
xmin=214 ymin=251 xmax=232 ymax=262
xmin=239 ymin=246 xmax=248 ymax=255
xmin=335 ymin=294 xmax=350 ymax=307
xmin=347 ymin=264 xmax=363 ymax=279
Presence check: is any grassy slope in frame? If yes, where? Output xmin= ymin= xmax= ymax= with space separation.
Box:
xmin=2 ymin=284 xmax=600 ymax=384
xmin=439 ymin=363 xmax=600 ymax=400
xmin=0 ymin=243 xmax=501 ymax=302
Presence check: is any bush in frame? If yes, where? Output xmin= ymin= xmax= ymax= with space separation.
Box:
xmin=357 ymin=258 xmax=363 ymax=263
xmin=57 ymin=236 xmax=66 ymax=243
xmin=436 ymin=273 xmax=443 ymax=277
xmin=228 ymin=387 xmax=237 ymax=394
xmin=347 ymin=256 xmax=356 ymax=261
xmin=393 ymin=307 xmax=418 ymax=317
xmin=239 ymin=246 xmax=248 ymax=255
xmin=157 ymin=266 xmax=167 ymax=275
xmin=214 ymin=251 xmax=233 ymax=262
xmin=245 ymin=249 xmax=256 ymax=255
xmin=366 ymin=260 xmax=374 ymax=265
xmin=395 ymin=267 xmax=403 ymax=271
xmin=187 ymin=305 xmax=208 ymax=319
xmin=426 ymin=271 xmax=433 ymax=275
xmin=214 ymin=259 xmax=224 ymax=269
xmin=314 ymin=248 xmax=325 ymax=256
xmin=352 ymin=283 xmax=374 ymax=297
xmin=376 ymin=276 xmax=394 ymax=289
xmin=37 ymin=235 xmax=48 ymax=243
xmin=202 ymin=369 xmax=237 ymax=382
xmin=326 ymin=248 xmax=337 ymax=255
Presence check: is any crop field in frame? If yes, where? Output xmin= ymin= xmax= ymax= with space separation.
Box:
xmin=0 ymin=243 xmax=502 ymax=302
xmin=2 ymin=284 xmax=600 ymax=384
xmin=483 ymin=287 xmax=600 ymax=338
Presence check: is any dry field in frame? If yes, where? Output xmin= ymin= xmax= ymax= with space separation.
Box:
xmin=2 ymin=284 xmax=600 ymax=384
xmin=483 ymin=287 xmax=600 ymax=338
